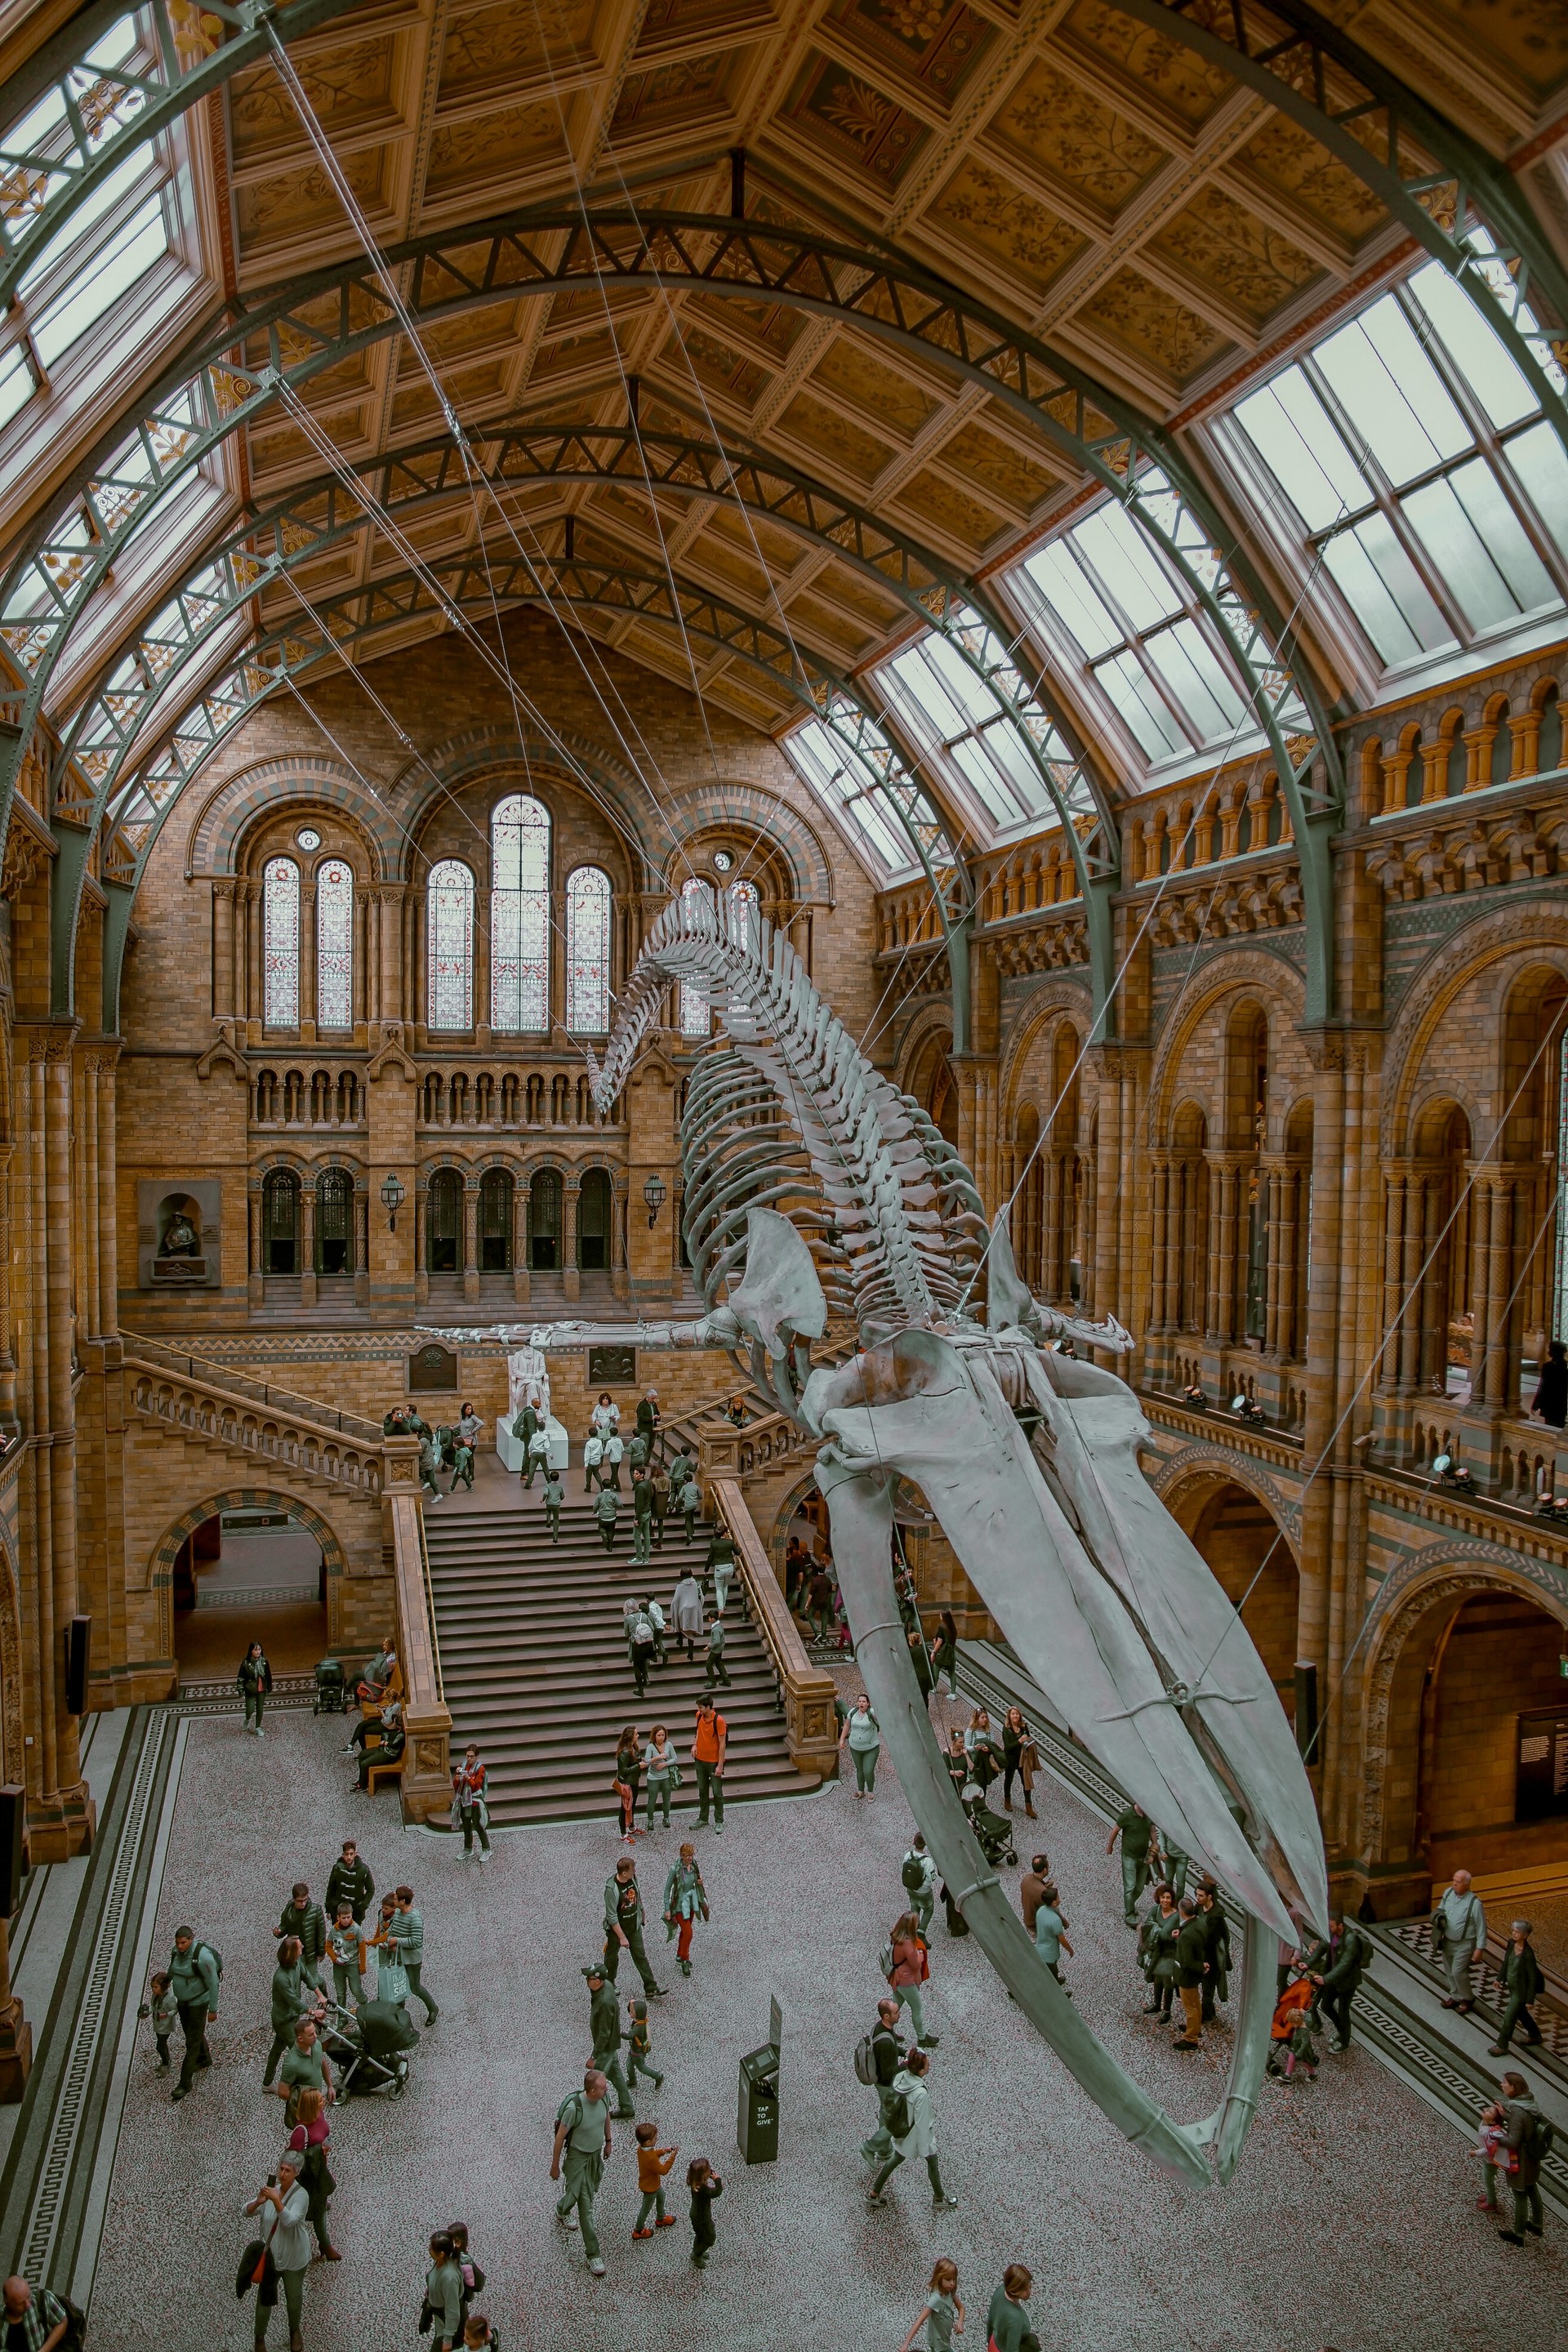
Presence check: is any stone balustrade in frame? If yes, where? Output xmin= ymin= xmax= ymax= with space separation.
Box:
xmin=706 ymin=1472 xmax=838 ymax=1783
xmin=123 ymin=1355 xmax=385 ymax=1494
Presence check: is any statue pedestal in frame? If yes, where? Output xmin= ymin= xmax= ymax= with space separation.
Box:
xmin=496 ymin=1415 xmax=568 ymax=1472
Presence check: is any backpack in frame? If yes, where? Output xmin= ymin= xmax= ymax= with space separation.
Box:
xmin=902 ymin=1853 xmax=926 ymax=1893
xmin=879 ymin=1940 xmax=895 ymax=1981
xmin=1523 ymin=2109 xmax=1555 ymax=2165
xmin=853 ymin=2033 xmax=877 ymax=2086
xmin=885 ymin=2090 xmax=911 ymax=2140
xmin=195 ymin=1941 xmax=223 ymax=1983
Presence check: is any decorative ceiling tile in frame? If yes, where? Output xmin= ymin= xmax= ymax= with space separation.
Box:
xmin=926 ymin=157 xmax=1085 ymax=294
xmin=235 ymin=146 xmax=391 ymax=247
xmin=438 ymin=1 xmax=601 ymax=105
xmin=822 ymin=559 xmax=910 ymax=625
xmin=1073 ymin=264 xmax=1232 ymax=384
xmin=785 ymin=587 xmax=875 ymax=657
xmin=657 ymin=327 xmax=772 ymax=408
xmin=638 ymin=0 xmax=772 ymax=46
xmin=1235 ymin=118 xmax=1392 ymax=249
xmin=688 ymin=529 xmax=772 ymax=598
xmin=935 ymin=418 xmax=1058 ymax=513
xmin=780 ymin=51 xmax=932 ymax=188
xmin=250 ymin=407 xmax=368 ymax=477
xmin=1147 ymin=184 xmax=1320 ymax=327
xmin=229 ymin=38 xmax=400 ymax=163
xmin=685 ymin=291 xmax=806 ymax=361
xmin=390 ymin=360 xmax=510 ymax=434
xmin=894 ymin=465 xmax=1004 ymax=549
xmin=989 ymin=55 xmax=1167 ymax=215
xmin=706 ymin=506 xmax=801 ymax=572
xmin=808 ymin=340 xmax=940 ymax=439
xmin=532 ymin=327 xmax=619 ymax=380
xmin=821 ymin=0 xmax=995 ymax=110
xmin=424 ymin=102 xmax=566 ymax=198
xmin=1414 ymin=0 xmax=1568 ymax=96
xmin=1062 ymin=0 xmax=1233 ymax=129
xmin=776 ymin=388 xmax=898 ymax=481
xmin=612 ymin=49 xmax=739 ymax=138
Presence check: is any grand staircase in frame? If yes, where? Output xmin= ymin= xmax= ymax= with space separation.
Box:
xmin=422 ymin=1489 xmax=812 ymax=1825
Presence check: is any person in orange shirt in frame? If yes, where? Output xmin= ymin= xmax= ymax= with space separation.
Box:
xmin=631 ymin=2120 xmax=679 ymax=2238
xmin=691 ymin=1695 xmax=728 ymax=1833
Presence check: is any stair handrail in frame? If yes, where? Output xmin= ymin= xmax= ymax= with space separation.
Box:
xmin=383 ymin=1436 xmax=452 ymax=1824
xmin=706 ymin=1472 xmax=838 ymax=1783
xmin=121 ymin=1329 xmax=383 ymax=1445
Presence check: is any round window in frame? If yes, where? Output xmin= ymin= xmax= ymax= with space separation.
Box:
xmin=296 ymin=827 xmax=321 ymax=850
xmin=712 ymin=849 xmax=733 ymax=872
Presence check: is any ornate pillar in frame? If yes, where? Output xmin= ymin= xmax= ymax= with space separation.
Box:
xmin=1148 ymin=1153 xmax=1171 ymax=1332
xmin=1377 ymin=1170 xmax=1408 ymax=1395
xmin=212 ymin=880 xmax=236 ymax=1023
xmin=354 ymin=1185 xmax=369 ymax=1309
xmin=562 ymin=1174 xmax=581 ymax=1304
xmin=414 ymin=1183 xmax=429 ymax=1309
xmin=378 ymin=887 xmax=404 ymax=1034
xmin=462 ymin=1178 xmax=479 ymax=1306
xmin=247 ymin=1186 xmax=263 ymax=1309
xmin=95 ymin=1055 xmax=118 ymax=1340
xmin=300 ymin=1183 xmax=317 ymax=1312
xmin=511 ymin=1178 xmax=531 ymax=1305
xmin=1396 ymin=1169 xmax=1428 ymax=1394
xmin=1417 ymin=1173 xmax=1447 ymax=1393
xmin=299 ymin=880 xmax=317 ymax=1038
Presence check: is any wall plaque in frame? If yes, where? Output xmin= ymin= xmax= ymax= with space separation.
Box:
xmin=588 ymin=1345 xmax=636 ymax=1385
xmin=408 ymin=1343 xmax=460 ymax=1393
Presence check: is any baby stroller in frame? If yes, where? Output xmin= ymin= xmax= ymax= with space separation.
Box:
xmin=962 ymin=1782 xmax=1018 ymax=1869
xmin=312 ymin=1657 xmax=350 ymax=1715
xmin=320 ymin=1997 xmax=417 ymax=2098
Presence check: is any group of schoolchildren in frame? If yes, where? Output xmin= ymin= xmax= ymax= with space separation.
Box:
xmin=385 ymin=1400 xmax=484 ymax=1500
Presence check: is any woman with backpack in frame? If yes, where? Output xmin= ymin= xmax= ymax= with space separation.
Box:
xmin=866 ymin=2047 xmax=957 ymax=2211
xmin=1497 ymin=2070 xmax=1552 ymax=2246
xmin=885 ymin=1911 xmax=937 ymax=2047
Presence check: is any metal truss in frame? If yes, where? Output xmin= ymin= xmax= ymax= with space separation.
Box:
xmin=5 ymin=200 xmax=1346 ymax=1009
xmin=1128 ymin=2 xmax=1568 ymax=448
xmin=0 ymin=0 xmax=362 ymax=315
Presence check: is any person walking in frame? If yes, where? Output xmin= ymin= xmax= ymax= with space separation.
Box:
xmin=1307 ymin=1909 xmax=1367 ymax=2051
xmin=886 ymin=1910 xmax=938 ymax=2047
xmin=584 ymin=1961 xmax=635 ymax=2119
xmin=807 ymin=1561 xmax=835 ymax=1646
xmin=604 ymin=1428 xmax=625 ymax=1490
xmin=704 ymin=1612 xmax=731 ymax=1688
xmin=649 ymin=1460 xmax=669 ymax=1552
xmin=550 ymin=2065 xmax=614 ymax=2276
xmin=672 ymin=1570 xmax=703 ymax=1662
xmin=1107 ymin=1802 xmax=1155 ymax=1926
xmin=637 ymin=1387 xmax=661 ymax=1446
xmin=859 ymin=1995 xmax=905 ymax=2166
xmin=986 ymin=2265 xmax=1040 ymax=2352
xmin=595 ymin=1481 xmax=620 ymax=1553
xmin=326 ymin=1903 xmax=361 ymax=2011
xmin=631 ymin=1468 xmax=654 ymax=1564
xmin=1018 ymin=1854 xmax=1051 ymax=1939
xmin=1139 ymin=1883 xmax=1181 ymax=2019
xmin=275 ymin=2017 xmax=334 ymax=2123
xmin=1497 ymin=2069 xmax=1550 ymax=2246
xmin=263 ymin=1936 xmax=317 ymax=2089
xmin=692 ymin=1696 xmax=727 ymax=1833
xmin=514 ymin=1392 xmax=541 ymax=1468
xmin=1530 ymin=1337 xmax=1567 ymax=1428
xmin=325 ymin=1838 xmax=375 ymax=1926
xmin=706 ymin=1530 xmax=735 ymax=1615
xmin=1001 ymin=1707 xmax=1037 ymax=1817
xmin=662 ymin=1842 xmax=710 ymax=1976
xmin=929 ymin=1610 xmax=960 ymax=1700
xmin=237 ymin=1640 xmax=273 ymax=1736
xmin=902 ymin=1835 xmax=937 ymax=1936
xmin=614 ymin=1725 xmax=643 ymax=1838
xmin=424 ymin=2232 xmax=465 ymax=2350
xmin=583 ymin=1428 xmax=605 ymax=1494
xmin=285 ymin=2086 xmax=338 ymax=2261
xmin=842 ymin=1694 xmax=880 ymax=1796
xmin=962 ymin=1708 xmax=1001 ymax=1797
xmin=687 ymin=2157 xmax=723 ymax=2269
xmin=542 ymin=1466 xmax=565 ymax=1539
xmin=899 ymin=2258 xmax=964 ymax=2352
xmin=0 ymin=2279 xmax=69 ymax=2352
xmin=523 ymin=1422 xmax=551 ymax=1490
xmin=866 ymin=2047 xmax=956 ymax=2210
xmin=1032 ymin=1882 xmax=1073 ymax=1989
xmin=274 ymin=1882 xmax=328 ymax=1989
xmin=643 ymin=1725 xmax=677 ymax=1833
xmin=629 ymin=1605 xmax=657 ymax=1697
xmin=140 ymin=1967 xmax=179 ymax=2073
xmin=604 ymin=1852 xmax=666 ymax=1994
xmin=905 ymin=1622 xmax=936 ymax=1708
xmin=1434 ymin=1867 xmax=1486 ymax=2013
xmin=679 ymin=1464 xmax=702 ymax=1544
xmin=632 ymin=2123 xmax=678 ymax=2239
xmin=643 ymin=1593 xmax=667 ymax=1665
xmin=452 ymin=1745 xmax=492 ymax=1861
xmin=418 ymin=1427 xmax=444 ymax=1503
xmin=389 ymin=1885 xmax=438 ymax=2024
xmin=244 ymin=2150 xmax=312 ymax=2350
xmin=1195 ymin=1879 xmax=1230 ymax=2025
xmin=448 ymin=1431 xmax=475 ymax=1493
xmin=1171 ymin=1896 xmax=1207 ymax=2050
xmin=167 ymin=1923 xmax=220 ymax=2102
xmin=1490 ymin=1919 xmax=1547 ymax=2056
xmin=626 ymin=1997 xmax=663 ymax=2094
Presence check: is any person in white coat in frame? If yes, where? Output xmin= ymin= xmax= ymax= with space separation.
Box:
xmin=671 ymin=1571 xmax=704 ymax=1663
xmin=866 ymin=2047 xmax=956 ymax=2210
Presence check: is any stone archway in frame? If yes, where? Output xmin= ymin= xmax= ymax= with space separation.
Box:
xmin=1359 ymin=1555 xmax=1568 ymax=1916
xmin=149 ymin=1488 xmax=353 ymax=1666
xmin=1160 ymin=1461 xmax=1302 ymax=1722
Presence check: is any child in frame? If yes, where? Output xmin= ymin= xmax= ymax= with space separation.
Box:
xmin=523 ymin=1421 xmax=550 ymax=1489
xmin=900 ymin=2256 xmax=964 ymax=2352
xmin=632 ymin=2120 xmax=679 ymax=2238
xmin=583 ymin=1429 xmax=604 ymax=1494
xmin=327 ymin=1901 xmax=361 ymax=2010
xmin=1267 ymin=1971 xmax=1315 ymax=2079
xmin=140 ymin=1969 xmax=178 ymax=2071
xmin=1475 ymin=2100 xmax=1508 ymax=2212
xmin=626 ymin=1996 xmax=664 ymax=2091
xmin=446 ymin=2222 xmax=484 ymax=2335
xmin=687 ymin=2155 xmax=723 ymax=2269
xmin=542 ymin=1468 xmax=564 ymax=1541
xmin=595 ymin=1483 xmax=620 ymax=1552
xmin=461 ymin=2319 xmax=492 ymax=2350
xmin=604 ymin=1428 xmax=624 ymax=1490
xmin=448 ymin=1436 xmax=474 ymax=1493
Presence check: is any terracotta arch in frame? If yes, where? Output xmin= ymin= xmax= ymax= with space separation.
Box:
xmin=148 ymin=1487 xmax=355 ymax=1655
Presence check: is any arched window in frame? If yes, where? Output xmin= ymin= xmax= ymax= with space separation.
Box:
xmin=428 ymin=861 xmax=474 ymax=1031
xmin=530 ymin=1168 xmax=562 ymax=1269
xmin=678 ymin=876 xmax=715 ymax=1038
xmin=492 ymin=793 xmax=550 ymax=1032
xmin=316 ymin=1166 xmax=354 ymax=1276
xmin=479 ymin=1169 xmax=514 ymax=1271
xmin=578 ymin=1167 xmax=611 ymax=1270
xmin=263 ymin=858 xmax=300 ymax=1027
xmin=316 ymin=859 xmax=354 ymax=1031
xmin=724 ymin=876 xmax=760 ymax=948
xmin=566 ymin=864 xmax=612 ymax=1033
xmin=262 ymin=1169 xmax=300 ymax=1274
xmin=427 ymin=1169 xmax=463 ymax=1272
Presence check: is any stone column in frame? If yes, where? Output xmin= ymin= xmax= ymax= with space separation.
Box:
xmin=512 ymin=1178 xmax=531 ymax=1305
xmin=95 ymin=1055 xmax=118 ymax=1341
xmin=1148 ymin=1152 xmax=1171 ymax=1331
xmin=1417 ymin=1172 xmax=1447 ymax=1393
xmin=562 ymin=1174 xmax=581 ymax=1304
xmin=299 ymin=880 xmax=317 ymax=1040
xmin=300 ymin=1183 xmax=317 ymax=1312
xmin=354 ymin=1187 xmax=369 ymax=1309
xmin=414 ymin=1185 xmax=429 ymax=1309
xmin=1377 ymin=1170 xmax=1408 ymax=1395
xmin=1396 ymin=1169 xmax=1427 ymax=1394
xmin=462 ymin=1178 xmax=479 ymax=1307
xmin=80 ymin=1048 xmax=100 ymax=1343
xmin=378 ymin=888 xmax=404 ymax=1034
xmin=212 ymin=880 xmax=236 ymax=1023
xmin=247 ymin=1187 xmax=263 ymax=1309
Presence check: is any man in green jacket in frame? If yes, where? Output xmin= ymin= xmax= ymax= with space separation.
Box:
xmin=1307 ymin=1910 xmax=1368 ymax=2052
xmin=275 ymin=1881 xmax=328 ymax=1988
xmin=630 ymin=1468 xmax=654 ymax=1563
xmin=604 ymin=1855 xmax=666 ymax=1996
xmin=595 ymin=1483 xmax=620 ymax=1552
xmin=1490 ymin=1919 xmax=1546 ymax=2056
xmin=1107 ymin=1803 xmax=1155 ymax=1926
xmin=584 ymin=1962 xmax=635 ymax=2118
xmin=277 ymin=2016 xmax=334 ymax=2123
xmin=264 ymin=1935 xmax=317 ymax=2087
xmin=167 ymin=1924 xmax=220 ymax=2100
xmin=550 ymin=2066 xmax=613 ymax=2276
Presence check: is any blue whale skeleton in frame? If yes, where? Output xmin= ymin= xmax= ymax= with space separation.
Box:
xmin=575 ymin=889 xmax=1330 ymax=2185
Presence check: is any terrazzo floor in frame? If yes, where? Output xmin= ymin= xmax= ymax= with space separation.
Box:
xmin=90 ymin=1686 xmax=1561 ymax=2352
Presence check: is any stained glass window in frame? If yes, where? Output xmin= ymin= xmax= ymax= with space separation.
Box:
xmin=316 ymin=858 xmax=354 ymax=1030
xmin=679 ymin=875 xmax=715 ymax=1037
xmin=492 ymin=793 xmax=550 ymax=1031
xmin=724 ymin=876 xmax=760 ymax=948
xmin=263 ymin=856 xmax=299 ymax=1027
xmin=428 ymin=859 xmax=474 ymax=1031
xmin=566 ymin=864 xmax=612 ymax=1033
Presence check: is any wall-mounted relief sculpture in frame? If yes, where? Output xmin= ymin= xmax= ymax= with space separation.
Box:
xmin=136 ymin=1180 xmax=221 ymax=1290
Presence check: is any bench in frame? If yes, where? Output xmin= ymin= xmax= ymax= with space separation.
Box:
xmin=365 ymin=1753 xmax=405 ymax=1795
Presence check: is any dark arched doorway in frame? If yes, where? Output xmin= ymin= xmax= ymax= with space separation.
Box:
xmin=578 ymin=1168 xmax=611 ymax=1271
xmin=530 ymin=1168 xmax=562 ymax=1269
xmin=172 ymin=1505 xmax=327 ymax=1681
xmin=427 ymin=1168 xmax=462 ymax=1272
xmin=263 ymin=1169 xmax=301 ymax=1273
xmin=1174 ymin=1478 xmax=1299 ymax=1722
xmin=479 ymin=1169 xmax=513 ymax=1271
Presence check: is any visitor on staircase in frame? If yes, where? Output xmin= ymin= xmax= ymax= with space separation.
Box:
xmin=542 ymin=1468 xmax=564 ymax=1539
xmin=595 ymin=1483 xmax=620 ymax=1552
xmin=583 ymin=1430 xmax=605 ymax=1493
xmin=671 ymin=1571 xmax=703 ymax=1661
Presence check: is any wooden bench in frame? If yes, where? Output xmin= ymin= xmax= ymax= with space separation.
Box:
xmin=365 ymin=1753 xmax=405 ymax=1795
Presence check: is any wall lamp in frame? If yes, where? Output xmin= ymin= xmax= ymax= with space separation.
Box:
xmin=380 ymin=1172 xmax=406 ymax=1232
xmin=644 ymin=1173 xmax=667 ymax=1228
